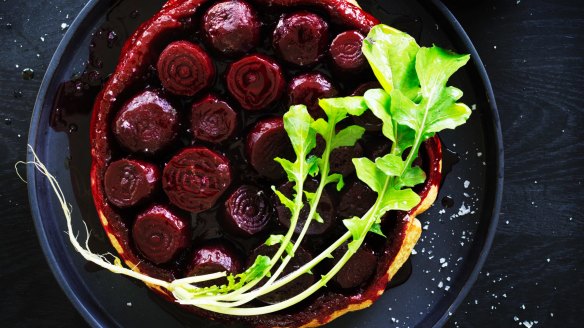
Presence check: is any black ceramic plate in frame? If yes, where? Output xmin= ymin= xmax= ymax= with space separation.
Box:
xmin=27 ymin=0 xmax=503 ymax=327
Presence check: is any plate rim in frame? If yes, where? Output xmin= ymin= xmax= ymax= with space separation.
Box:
xmin=26 ymin=0 xmax=503 ymax=327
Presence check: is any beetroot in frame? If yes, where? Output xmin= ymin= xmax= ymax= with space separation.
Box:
xmin=132 ymin=204 xmax=191 ymax=265
xmin=226 ymin=54 xmax=286 ymax=111
xmin=288 ymin=72 xmax=339 ymax=119
xmin=332 ymin=243 xmax=377 ymax=289
xmin=223 ymin=185 xmax=273 ymax=236
xmin=330 ymin=142 xmax=364 ymax=176
xmin=190 ymin=95 xmax=237 ymax=143
xmin=274 ymin=180 xmax=336 ymax=236
xmin=246 ymin=118 xmax=294 ymax=180
xmin=112 ymin=90 xmax=178 ymax=154
xmin=329 ymin=30 xmax=367 ymax=73
xmin=186 ymin=242 xmax=242 ymax=287
xmin=157 ymin=41 xmax=215 ymax=96
xmin=338 ymin=181 xmax=377 ymax=218
xmin=314 ymin=136 xmax=364 ymax=176
xmin=248 ymin=244 xmax=315 ymax=304
xmin=352 ymin=81 xmax=383 ymax=132
xmin=104 ymin=159 xmax=160 ymax=208
xmin=273 ymin=11 xmax=329 ymax=66
xmin=202 ymin=0 xmax=261 ymax=57
xmin=162 ymin=147 xmax=232 ymax=213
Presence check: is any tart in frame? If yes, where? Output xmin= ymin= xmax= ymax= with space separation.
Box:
xmin=90 ymin=0 xmax=443 ymax=327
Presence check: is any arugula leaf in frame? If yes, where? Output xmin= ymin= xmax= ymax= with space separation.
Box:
xmin=416 ymin=46 xmax=470 ymax=107
xmin=352 ymin=158 xmax=387 ymax=192
xmin=397 ymin=166 xmax=426 ymax=189
xmin=318 ymin=97 xmax=368 ymax=119
xmin=375 ymin=154 xmax=406 ymax=177
xmin=362 ymin=24 xmax=420 ymax=99
xmin=332 ymin=125 xmax=366 ymax=149
xmin=363 ymin=88 xmax=394 ymax=141
xmin=283 ymin=105 xmax=316 ymax=162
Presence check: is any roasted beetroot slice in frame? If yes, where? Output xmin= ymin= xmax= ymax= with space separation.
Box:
xmin=223 ymin=185 xmax=273 ymax=236
xmin=352 ymin=81 xmax=383 ymax=132
xmin=330 ymin=30 xmax=367 ymax=74
xmin=186 ymin=241 xmax=242 ymax=287
xmin=338 ymin=180 xmax=377 ymax=218
xmin=157 ymin=41 xmax=215 ymax=97
xmin=275 ymin=180 xmax=336 ymax=235
xmin=273 ymin=11 xmax=329 ymax=66
xmin=288 ymin=72 xmax=339 ymax=119
xmin=112 ymin=90 xmax=178 ymax=154
xmin=226 ymin=54 xmax=286 ymax=111
xmin=246 ymin=118 xmax=294 ymax=180
xmin=104 ymin=159 xmax=160 ymax=208
xmin=132 ymin=204 xmax=191 ymax=265
xmin=331 ymin=143 xmax=364 ymax=176
xmin=202 ymin=0 xmax=261 ymax=57
xmin=191 ymin=95 xmax=237 ymax=143
xmin=332 ymin=243 xmax=377 ymax=290
xmin=248 ymin=244 xmax=315 ymax=304
xmin=162 ymin=147 xmax=232 ymax=213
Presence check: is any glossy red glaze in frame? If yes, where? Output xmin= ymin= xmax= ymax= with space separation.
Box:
xmin=202 ymin=0 xmax=261 ymax=56
xmin=223 ymin=185 xmax=273 ymax=237
xmin=190 ymin=94 xmax=237 ymax=143
xmin=330 ymin=30 xmax=367 ymax=73
xmin=162 ymin=147 xmax=232 ymax=213
xmin=246 ymin=117 xmax=294 ymax=180
xmin=112 ymin=90 xmax=178 ymax=154
xmin=104 ymin=159 xmax=160 ymax=208
xmin=273 ymin=11 xmax=329 ymax=66
xmin=288 ymin=72 xmax=339 ymax=118
xmin=226 ymin=54 xmax=286 ymax=111
xmin=132 ymin=204 xmax=191 ymax=265
xmin=157 ymin=41 xmax=215 ymax=96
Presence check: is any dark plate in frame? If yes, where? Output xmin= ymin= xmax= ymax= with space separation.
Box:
xmin=26 ymin=0 xmax=503 ymax=327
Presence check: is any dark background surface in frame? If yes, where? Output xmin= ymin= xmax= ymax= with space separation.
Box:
xmin=0 ymin=0 xmax=582 ymax=327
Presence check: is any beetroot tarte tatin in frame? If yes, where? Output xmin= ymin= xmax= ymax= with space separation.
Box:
xmin=86 ymin=0 xmax=472 ymax=326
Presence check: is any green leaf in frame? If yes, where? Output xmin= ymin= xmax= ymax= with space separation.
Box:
xmin=332 ymin=125 xmax=366 ymax=149
xmin=370 ymin=223 xmax=386 ymax=238
xmin=352 ymin=157 xmax=386 ymax=192
xmin=416 ymin=46 xmax=470 ymax=108
xmin=303 ymin=191 xmax=316 ymax=202
xmin=307 ymin=155 xmax=320 ymax=177
xmin=397 ymin=166 xmax=426 ymax=188
xmin=311 ymin=119 xmax=329 ymax=139
xmin=379 ymin=188 xmax=421 ymax=213
xmin=364 ymin=88 xmax=394 ymax=142
xmin=390 ymin=88 xmax=421 ymax=132
xmin=343 ymin=216 xmax=369 ymax=252
xmin=274 ymin=157 xmax=296 ymax=181
xmin=375 ymin=154 xmax=406 ymax=177
xmin=362 ymin=24 xmax=420 ymax=98
xmin=314 ymin=212 xmax=324 ymax=224
xmin=283 ymin=105 xmax=316 ymax=159
xmin=272 ymin=186 xmax=294 ymax=212
xmin=265 ymin=235 xmax=295 ymax=257
xmin=265 ymin=235 xmax=286 ymax=247
xmin=426 ymin=102 xmax=472 ymax=134
xmin=326 ymin=173 xmax=345 ymax=191
xmin=318 ymin=97 xmax=368 ymax=121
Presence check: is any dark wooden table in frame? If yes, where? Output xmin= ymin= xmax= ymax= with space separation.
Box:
xmin=1 ymin=0 xmax=582 ymax=327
